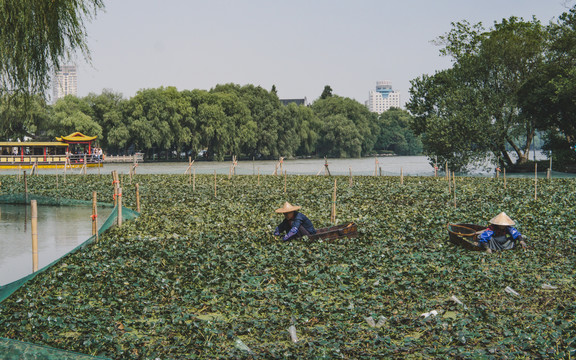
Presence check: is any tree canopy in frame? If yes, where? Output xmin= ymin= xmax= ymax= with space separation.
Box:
xmin=0 ymin=83 xmax=421 ymax=161
xmin=407 ymin=16 xmax=548 ymax=171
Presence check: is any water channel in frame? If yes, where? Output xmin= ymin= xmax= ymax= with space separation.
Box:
xmin=0 ymin=204 xmax=112 ymax=286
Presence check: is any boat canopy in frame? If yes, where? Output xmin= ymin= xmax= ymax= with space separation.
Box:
xmin=55 ymin=132 xmax=97 ymax=143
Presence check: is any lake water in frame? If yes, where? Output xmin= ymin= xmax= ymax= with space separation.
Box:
xmin=0 ymin=154 xmax=566 ymax=177
xmin=0 ymin=204 xmax=112 ymax=286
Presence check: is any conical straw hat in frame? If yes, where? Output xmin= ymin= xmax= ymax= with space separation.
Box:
xmin=275 ymin=202 xmax=301 ymax=213
xmin=489 ymin=212 xmax=515 ymax=226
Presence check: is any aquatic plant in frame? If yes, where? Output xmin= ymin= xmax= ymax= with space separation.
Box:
xmin=0 ymin=173 xmax=574 ymax=358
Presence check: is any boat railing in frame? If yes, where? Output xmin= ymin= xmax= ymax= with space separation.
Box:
xmin=67 ymin=153 xmax=103 ymax=164
xmin=0 ymin=153 xmax=103 ymax=164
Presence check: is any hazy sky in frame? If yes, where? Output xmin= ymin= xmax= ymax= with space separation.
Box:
xmin=75 ymin=0 xmax=575 ymax=106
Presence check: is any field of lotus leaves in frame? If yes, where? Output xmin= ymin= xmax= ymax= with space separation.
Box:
xmin=0 ymin=173 xmax=575 ymax=359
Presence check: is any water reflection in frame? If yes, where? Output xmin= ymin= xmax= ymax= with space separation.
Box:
xmin=0 ymin=204 xmax=112 ymax=285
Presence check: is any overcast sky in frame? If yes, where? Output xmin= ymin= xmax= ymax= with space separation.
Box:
xmin=75 ymin=0 xmax=575 ymax=106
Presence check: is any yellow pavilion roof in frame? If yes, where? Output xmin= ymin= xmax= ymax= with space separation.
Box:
xmin=56 ymin=132 xmax=97 ymax=142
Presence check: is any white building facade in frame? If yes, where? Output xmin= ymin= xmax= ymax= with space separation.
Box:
xmin=366 ymin=80 xmax=400 ymax=114
xmin=52 ymin=65 xmax=77 ymax=103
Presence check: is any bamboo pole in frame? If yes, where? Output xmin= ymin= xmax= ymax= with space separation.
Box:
xmin=117 ymin=187 xmax=123 ymax=227
xmin=374 ymin=158 xmax=378 ymax=176
xmin=31 ymin=200 xmax=38 ymax=272
xmin=534 ymin=163 xmax=538 ymax=201
xmin=214 ymin=170 xmax=217 ymax=197
xmin=453 ymin=171 xmax=456 ymax=208
xmin=349 ymin=167 xmax=353 ymax=187
xmin=112 ymin=171 xmax=118 ymax=207
xmin=284 ymin=170 xmax=287 ymax=194
xmin=135 ymin=183 xmax=141 ymax=212
xmin=445 ymin=162 xmax=449 ymax=180
xmin=30 ymin=200 xmax=38 ymax=272
xmin=257 ymin=168 xmax=260 ymax=186
xmin=24 ymin=170 xmax=28 ymax=203
xmin=400 ymin=168 xmax=404 ymax=185
xmin=92 ymin=192 xmax=98 ymax=243
xmin=193 ymin=168 xmax=196 ymax=191
xmin=447 ymin=170 xmax=451 ymax=194
xmin=331 ymin=179 xmax=337 ymax=224
xmin=279 ymin=156 xmax=283 ymax=174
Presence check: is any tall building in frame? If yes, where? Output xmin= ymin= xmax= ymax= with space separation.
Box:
xmin=52 ymin=65 xmax=77 ymax=103
xmin=366 ymin=80 xmax=400 ymax=114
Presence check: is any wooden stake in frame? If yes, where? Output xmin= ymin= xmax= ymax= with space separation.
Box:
xmin=135 ymin=183 xmax=141 ymax=212
xmin=331 ymin=179 xmax=337 ymax=224
xmin=214 ymin=170 xmax=217 ymax=197
xmin=400 ymin=168 xmax=404 ymax=185
xmin=112 ymin=171 xmax=118 ymax=207
xmin=92 ymin=192 xmax=98 ymax=241
xmin=31 ymin=200 xmax=38 ymax=272
xmin=445 ymin=162 xmax=449 ymax=181
xmin=349 ymin=167 xmax=353 ymax=186
xmin=453 ymin=171 xmax=456 ymax=208
xmin=374 ymin=158 xmax=378 ymax=176
xmin=258 ymin=168 xmax=260 ymax=186
xmin=284 ymin=170 xmax=287 ymax=194
xmin=24 ymin=170 xmax=28 ymax=203
xmin=447 ymin=170 xmax=451 ymax=194
xmin=193 ymin=168 xmax=196 ymax=192
xmin=534 ymin=163 xmax=538 ymax=201
xmin=117 ymin=187 xmax=123 ymax=227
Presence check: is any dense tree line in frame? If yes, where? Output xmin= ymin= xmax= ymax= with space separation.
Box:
xmin=407 ymin=5 xmax=576 ymax=171
xmin=0 ymin=84 xmax=421 ymax=160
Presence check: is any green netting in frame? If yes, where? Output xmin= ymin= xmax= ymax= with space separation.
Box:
xmin=0 ymin=195 xmax=138 ymax=303
xmin=0 ymin=194 xmax=138 ymax=359
xmin=0 ymin=337 xmax=110 ymax=360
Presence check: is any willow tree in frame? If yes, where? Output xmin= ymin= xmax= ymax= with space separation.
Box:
xmin=0 ymin=0 xmax=104 ymax=95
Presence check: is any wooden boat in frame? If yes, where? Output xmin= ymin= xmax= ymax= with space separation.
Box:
xmin=0 ymin=132 xmax=103 ymax=170
xmin=309 ymin=222 xmax=358 ymax=241
xmin=447 ymin=223 xmax=485 ymax=251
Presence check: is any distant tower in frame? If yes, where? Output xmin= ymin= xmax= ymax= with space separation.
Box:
xmin=366 ymin=81 xmax=400 ymax=114
xmin=52 ymin=65 xmax=78 ymax=103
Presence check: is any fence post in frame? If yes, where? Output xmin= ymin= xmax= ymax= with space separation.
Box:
xmin=136 ymin=183 xmax=141 ymax=213
xmin=31 ymin=200 xmax=38 ymax=272
xmin=117 ymin=187 xmax=123 ymax=227
xmin=92 ymin=192 xmax=98 ymax=243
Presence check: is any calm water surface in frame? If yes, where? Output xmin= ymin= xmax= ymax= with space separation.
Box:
xmin=0 ymin=204 xmax=112 ymax=285
xmin=1 ymin=155 xmax=566 ymax=177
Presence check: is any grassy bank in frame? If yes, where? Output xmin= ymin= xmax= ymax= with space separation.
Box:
xmin=0 ymin=174 xmax=575 ymax=358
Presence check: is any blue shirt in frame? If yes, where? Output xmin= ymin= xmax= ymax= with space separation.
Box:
xmin=274 ymin=212 xmax=316 ymax=240
xmin=478 ymin=225 xmax=522 ymax=244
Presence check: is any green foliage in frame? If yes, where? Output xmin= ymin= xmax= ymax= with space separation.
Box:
xmin=376 ymin=108 xmax=422 ymax=155
xmin=47 ymin=95 xmax=102 ymax=140
xmin=0 ymin=93 xmax=47 ymax=141
xmin=0 ymin=174 xmax=575 ymax=358
xmin=408 ymin=17 xmax=548 ymax=171
xmin=312 ymin=96 xmax=379 ymax=157
xmin=0 ymin=0 xmax=104 ymax=96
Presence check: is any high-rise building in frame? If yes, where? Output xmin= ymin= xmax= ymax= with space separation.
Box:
xmin=366 ymin=80 xmax=400 ymax=114
xmin=52 ymin=65 xmax=77 ymax=103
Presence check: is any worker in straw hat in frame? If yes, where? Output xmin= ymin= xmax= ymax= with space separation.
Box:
xmin=273 ymin=202 xmax=316 ymax=241
xmin=475 ymin=212 xmax=527 ymax=253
